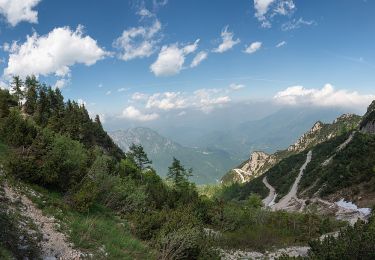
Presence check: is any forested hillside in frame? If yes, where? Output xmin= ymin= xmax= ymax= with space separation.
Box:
xmin=0 ymin=76 xmax=355 ymax=259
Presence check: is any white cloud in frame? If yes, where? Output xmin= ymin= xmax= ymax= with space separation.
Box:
xmin=281 ymin=18 xmax=315 ymax=31
xmin=53 ymin=78 xmax=68 ymax=89
xmin=190 ymin=51 xmax=208 ymax=68
xmin=0 ymin=0 xmax=41 ymax=26
xmin=137 ymin=8 xmax=153 ymax=18
xmin=229 ymin=83 xmax=245 ymax=90
xmin=134 ymin=87 xmax=232 ymax=114
xmin=212 ymin=26 xmax=240 ymax=53
xmin=132 ymin=92 xmax=149 ymax=100
xmin=0 ymin=80 xmax=7 ymax=89
xmin=153 ymin=0 xmax=168 ymax=8
xmin=254 ymin=0 xmax=295 ymax=28
xmin=274 ymin=84 xmax=375 ymax=109
xmin=114 ymin=18 xmax=161 ymax=61
xmin=117 ymin=87 xmax=128 ymax=92
xmin=244 ymin=41 xmax=262 ymax=54
xmin=146 ymin=92 xmax=186 ymax=110
xmin=98 ymin=83 xmax=103 ymax=88
xmin=276 ymin=41 xmax=287 ymax=48
xmin=150 ymin=39 xmax=199 ymax=76
xmin=4 ymin=26 xmax=109 ymax=78
xmin=105 ymin=90 xmax=112 ymax=95
xmin=121 ymin=106 xmax=159 ymax=121
xmin=194 ymin=88 xmax=231 ymax=112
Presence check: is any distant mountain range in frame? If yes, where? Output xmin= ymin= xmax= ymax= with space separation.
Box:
xmin=109 ymin=107 xmax=347 ymax=184
xmin=109 ymin=127 xmax=241 ymax=184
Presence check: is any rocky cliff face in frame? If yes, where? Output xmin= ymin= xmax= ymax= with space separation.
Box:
xmin=228 ymin=151 xmax=276 ymax=183
xmin=287 ymin=121 xmax=323 ymax=152
xmin=360 ymin=100 xmax=375 ymax=134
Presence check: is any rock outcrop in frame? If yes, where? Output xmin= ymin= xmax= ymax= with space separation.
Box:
xmin=229 ymin=151 xmax=276 ymax=183
xmin=360 ymin=100 xmax=375 ymax=134
xmin=288 ymin=121 xmax=323 ymax=152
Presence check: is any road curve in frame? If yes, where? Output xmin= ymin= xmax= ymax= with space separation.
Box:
xmin=273 ymin=151 xmax=312 ymax=210
xmin=262 ymin=177 xmax=277 ymax=207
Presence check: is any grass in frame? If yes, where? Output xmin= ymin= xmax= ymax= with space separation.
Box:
xmin=19 ymin=182 xmax=156 ymax=259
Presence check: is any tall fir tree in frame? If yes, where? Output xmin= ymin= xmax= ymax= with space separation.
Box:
xmin=11 ymin=76 xmax=24 ymax=107
xmin=24 ymin=76 xmax=39 ymax=115
xmin=167 ymin=157 xmax=192 ymax=186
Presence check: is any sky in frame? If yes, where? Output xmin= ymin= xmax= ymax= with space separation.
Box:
xmin=0 ymin=0 xmax=374 ymax=129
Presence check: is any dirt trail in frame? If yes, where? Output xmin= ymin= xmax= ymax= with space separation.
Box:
xmin=273 ymin=151 xmax=312 ymax=210
xmin=262 ymin=177 xmax=276 ymax=207
xmin=322 ymin=132 xmax=355 ymax=166
xmin=3 ymin=182 xmax=82 ymax=259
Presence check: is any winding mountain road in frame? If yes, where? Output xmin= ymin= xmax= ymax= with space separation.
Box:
xmin=262 ymin=177 xmax=277 ymax=207
xmin=273 ymin=151 xmax=312 ymax=210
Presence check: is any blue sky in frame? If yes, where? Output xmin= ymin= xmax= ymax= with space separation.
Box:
xmin=0 ymin=0 xmax=374 ymax=125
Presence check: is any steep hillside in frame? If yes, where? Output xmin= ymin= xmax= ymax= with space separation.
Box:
xmin=110 ymin=127 xmax=241 ymax=184
xmin=222 ymin=114 xmax=361 ymax=184
xmin=220 ymin=102 xmax=375 ymax=224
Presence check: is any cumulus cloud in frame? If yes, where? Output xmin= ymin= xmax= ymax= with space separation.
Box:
xmin=194 ymin=88 xmax=231 ymax=112
xmin=143 ymin=88 xmax=231 ymax=113
xmin=274 ymin=84 xmax=375 ymax=109
xmin=113 ymin=16 xmax=161 ymax=61
xmin=0 ymin=0 xmax=41 ymax=26
xmin=212 ymin=26 xmax=240 ymax=53
xmin=276 ymin=41 xmax=287 ymax=48
xmin=3 ymin=25 xmax=109 ymax=78
xmin=190 ymin=51 xmax=208 ymax=68
xmin=244 ymin=41 xmax=262 ymax=54
xmin=146 ymin=92 xmax=186 ymax=110
xmin=121 ymin=106 xmax=159 ymax=121
xmin=105 ymin=90 xmax=112 ymax=96
xmin=53 ymin=78 xmax=68 ymax=89
xmin=254 ymin=0 xmax=295 ymax=28
xmin=281 ymin=18 xmax=315 ymax=31
xmin=130 ymin=86 xmax=232 ymax=115
xmin=150 ymin=39 xmax=199 ymax=76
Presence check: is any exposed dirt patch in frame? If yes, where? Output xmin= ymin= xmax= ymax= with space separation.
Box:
xmin=3 ymin=181 xmax=82 ymax=259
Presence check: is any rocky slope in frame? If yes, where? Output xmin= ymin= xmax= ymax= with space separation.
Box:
xmin=223 ymin=101 xmax=375 ymax=222
xmin=222 ymin=113 xmax=361 ymax=184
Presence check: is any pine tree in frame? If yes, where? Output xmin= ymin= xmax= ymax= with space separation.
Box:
xmin=167 ymin=157 xmax=192 ymax=186
xmin=11 ymin=76 xmax=24 ymax=106
xmin=126 ymin=143 xmax=152 ymax=170
xmin=24 ymin=76 xmax=38 ymax=115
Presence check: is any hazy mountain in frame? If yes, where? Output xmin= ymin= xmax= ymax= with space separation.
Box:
xmin=109 ymin=127 xmax=242 ymax=184
xmin=188 ymin=106 xmax=348 ymax=159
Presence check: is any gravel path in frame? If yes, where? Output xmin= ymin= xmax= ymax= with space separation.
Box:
xmin=3 ymin=182 xmax=82 ymax=259
xmin=273 ymin=151 xmax=312 ymax=210
xmin=262 ymin=177 xmax=277 ymax=207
